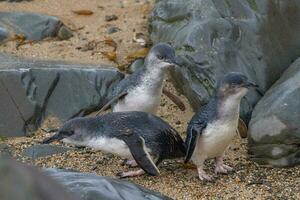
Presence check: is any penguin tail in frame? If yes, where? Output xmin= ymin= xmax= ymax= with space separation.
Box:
xmin=42 ymin=133 xmax=63 ymax=144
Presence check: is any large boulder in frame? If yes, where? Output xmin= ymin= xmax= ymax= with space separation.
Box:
xmin=0 ymin=12 xmax=73 ymax=42
xmin=0 ymin=157 xmax=78 ymax=200
xmin=44 ymin=168 xmax=172 ymax=200
xmin=248 ymin=57 xmax=300 ymax=167
xmin=150 ymin=0 xmax=300 ymax=121
xmin=0 ymin=53 xmax=124 ymax=137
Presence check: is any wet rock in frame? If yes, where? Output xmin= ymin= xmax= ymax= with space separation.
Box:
xmin=150 ymin=0 xmax=300 ymax=121
xmin=0 ymin=12 xmax=73 ymax=42
xmin=23 ymin=144 xmax=74 ymax=160
xmin=248 ymin=57 xmax=300 ymax=167
xmin=0 ymin=53 xmax=124 ymax=137
xmin=44 ymin=168 xmax=172 ymax=200
xmin=107 ymin=26 xmax=121 ymax=34
xmin=0 ymin=157 xmax=78 ymax=200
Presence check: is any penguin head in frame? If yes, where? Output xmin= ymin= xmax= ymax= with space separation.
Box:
xmin=217 ymin=72 xmax=258 ymax=99
xmin=145 ymin=43 xmax=179 ymax=69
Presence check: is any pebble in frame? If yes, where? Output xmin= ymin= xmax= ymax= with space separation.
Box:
xmin=57 ymin=25 xmax=73 ymax=40
xmin=105 ymin=14 xmax=118 ymax=21
xmin=107 ymin=26 xmax=121 ymax=34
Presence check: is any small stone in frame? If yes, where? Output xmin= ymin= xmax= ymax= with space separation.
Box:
xmin=107 ymin=26 xmax=120 ymax=34
xmin=105 ymin=14 xmax=118 ymax=21
xmin=57 ymin=25 xmax=73 ymax=40
xmin=175 ymin=120 xmax=181 ymax=125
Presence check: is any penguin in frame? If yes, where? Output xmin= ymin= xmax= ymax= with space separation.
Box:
xmin=95 ymin=43 xmax=185 ymax=116
xmin=42 ymin=111 xmax=186 ymax=178
xmin=184 ymin=72 xmax=258 ymax=181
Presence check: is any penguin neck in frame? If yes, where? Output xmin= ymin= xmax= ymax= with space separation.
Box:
xmin=215 ymin=93 xmax=242 ymax=121
xmin=140 ymin=61 xmax=167 ymax=94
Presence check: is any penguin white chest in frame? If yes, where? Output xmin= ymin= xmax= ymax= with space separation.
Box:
xmin=63 ymin=137 xmax=132 ymax=159
xmin=194 ymin=119 xmax=238 ymax=159
xmin=113 ymin=87 xmax=162 ymax=114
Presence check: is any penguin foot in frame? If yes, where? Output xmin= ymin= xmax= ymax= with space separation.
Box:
xmin=121 ymin=159 xmax=138 ymax=168
xmin=197 ymin=167 xmax=213 ymax=181
xmin=214 ymin=157 xmax=233 ymax=174
xmin=116 ymin=169 xmax=145 ymax=178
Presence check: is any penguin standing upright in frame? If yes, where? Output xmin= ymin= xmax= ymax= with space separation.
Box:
xmin=95 ymin=43 xmax=185 ymax=115
xmin=185 ymin=72 xmax=258 ymax=181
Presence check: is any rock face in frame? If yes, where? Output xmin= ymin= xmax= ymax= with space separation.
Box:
xmin=0 ymin=12 xmax=73 ymax=42
xmin=0 ymin=53 xmax=124 ymax=137
xmin=23 ymin=144 xmax=74 ymax=160
xmin=0 ymin=157 xmax=78 ymax=200
xmin=44 ymin=168 xmax=172 ymax=200
xmin=248 ymin=58 xmax=300 ymax=167
xmin=150 ymin=0 xmax=300 ymax=121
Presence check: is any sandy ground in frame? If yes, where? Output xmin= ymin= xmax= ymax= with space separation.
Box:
xmin=0 ymin=1 xmax=300 ymax=200
xmin=0 ymin=0 xmax=153 ymax=70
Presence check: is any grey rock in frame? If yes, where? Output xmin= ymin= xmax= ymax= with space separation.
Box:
xmin=0 ymin=53 xmax=124 ymax=137
xmin=57 ymin=25 xmax=73 ymax=40
xmin=23 ymin=144 xmax=74 ymax=160
xmin=44 ymin=168 xmax=172 ymax=200
xmin=248 ymin=57 xmax=300 ymax=167
xmin=0 ymin=157 xmax=78 ymax=200
xmin=0 ymin=12 xmax=73 ymax=42
xmin=150 ymin=0 xmax=300 ymax=121
xmin=107 ymin=26 xmax=121 ymax=34
xmin=0 ymin=27 xmax=8 ymax=42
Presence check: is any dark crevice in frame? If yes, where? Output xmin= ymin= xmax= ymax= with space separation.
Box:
xmin=39 ymin=72 xmax=60 ymax=121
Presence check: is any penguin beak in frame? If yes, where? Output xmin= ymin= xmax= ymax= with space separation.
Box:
xmin=244 ymin=81 xmax=258 ymax=88
xmin=166 ymin=57 xmax=181 ymax=67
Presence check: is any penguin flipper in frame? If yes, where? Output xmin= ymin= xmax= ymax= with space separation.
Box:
xmin=120 ymin=135 xmax=160 ymax=176
xmin=95 ymin=91 xmax=128 ymax=116
xmin=185 ymin=123 xmax=206 ymax=163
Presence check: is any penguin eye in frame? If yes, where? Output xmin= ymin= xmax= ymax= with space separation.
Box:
xmin=157 ymin=55 xmax=164 ymax=60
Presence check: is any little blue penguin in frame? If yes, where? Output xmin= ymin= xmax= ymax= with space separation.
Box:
xmin=42 ymin=111 xmax=186 ymax=178
xmin=95 ymin=43 xmax=184 ymax=115
xmin=184 ymin=72 xmax=258 ymax=181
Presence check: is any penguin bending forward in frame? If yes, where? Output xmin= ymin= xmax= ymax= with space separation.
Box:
xmin=43 ymin=112 xmax=186 ymax=178
xmin=185 ymin=72 xmax=258 ymax=181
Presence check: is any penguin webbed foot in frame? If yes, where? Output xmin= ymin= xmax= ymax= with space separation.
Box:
xmin=116 ymin=169 xmax=145 ymax=178
xmin=214 ymin=157 xmax=233 ymax=174
xmin=197 ymin=167 xmax=214 ymax=181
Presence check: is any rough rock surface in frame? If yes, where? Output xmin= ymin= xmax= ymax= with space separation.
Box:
xmin=150 ymin=0 xmax=300 ymax=121
xmin=44 ymin=168 xmax=172 ymax=200
xmin=23 ymin=144 xmax=74 ymax=160
xmin=0 ymin=53 xmax=124 ymax=137
xmin=0 ymin=12 xmax=72 ymax=42
xmin=248 ymin=57 xmax=300 ymax=167
xmin=0 ymin=157 xmax=77 ymax=200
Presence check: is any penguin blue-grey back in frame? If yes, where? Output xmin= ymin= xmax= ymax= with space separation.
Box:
xmin=43 ymin=111 xmax=186 ymax=178
xmin=185 ymin=72 xmax=257 ymax=181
